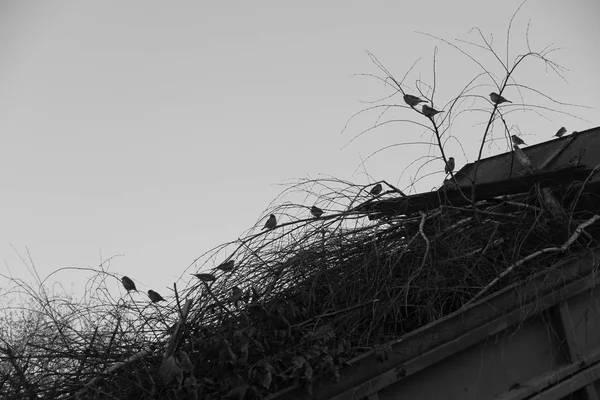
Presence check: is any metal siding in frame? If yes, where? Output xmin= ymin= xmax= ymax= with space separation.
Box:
xmin=271 ymin=251 xmax=600 ymax=400
xmin=560 ymin=288 xmax=600 ymax=357
xmin=376 ymin=316 xmax=559 ymax=400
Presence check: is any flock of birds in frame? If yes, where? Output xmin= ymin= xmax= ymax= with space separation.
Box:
xmin=118 ymin=92 xmax=575 ymax=303
xmin=119 ymin=275 xmax=166 ymax=303
xmin=118 ymin=182 xmax=387 ymax=302
xmin=403 ymin=92 xmax=574 ymax=177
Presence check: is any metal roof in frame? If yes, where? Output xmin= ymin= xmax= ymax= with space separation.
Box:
xmin=453 ymin=126 xmax=600 ymax=186
xmin=355 ymin=126 xmax=600 ymax=218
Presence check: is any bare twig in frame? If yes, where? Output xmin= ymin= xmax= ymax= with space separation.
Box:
xmin=462 ymin=214 xmax=600 ymax=309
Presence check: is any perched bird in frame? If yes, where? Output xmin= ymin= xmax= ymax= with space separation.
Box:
xmin=148 ymin=290 xmax=165 ymax=303
xmin=121 ymin=276 xmax=137 ymax=292
xmin=369 ymin=183 xmax=383 ymax=196
xmin=421 ymin=104 xmax=444 ymax=118
xmin=554 ymin=127 xmax=567 ymax=137
xmin=489 ymin=92 xmax=512 ymax=104
xmin=217 ymin=260 xmax=235 ymax=273
xmin=511 ymin=135 xmax=526 ymax=146
xmin=262 ymin=214 xmax=277 ymax=230
xmin=403 ymin=94 xmax=427 ymax=107
xmin=192 ymin=273 xmax=217 ymax=282
xmin=445 ymin=157 xmax=455 ymax=174
xmin=310 ymin=205 xmax=324 ymax=218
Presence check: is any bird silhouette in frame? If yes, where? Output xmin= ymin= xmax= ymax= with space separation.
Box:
xmin=445 ymin=157 xmax=455 ymax=174
xmin=421 ymin=104 xmax=443 ymax=118
xmin=262 ymin=214 xmax=277 ymax=230
xmin=148 ymin=290 xmax=165 ymax=303
xmin=310 ymin=205 xmax=324 ymax=218
xmin=403 ymin=94 xmax=427 ymax=107
xmin=192 ymin=273 xmax=217 ymax=282
xmin=121 ymin=276 xmax=137 ymax=292
xmin=369 ymin=183 xmax=383 ymax=196
xmin=490 ymin=92 xmax=511 ymax=104
xmin=217 ymin=260 xmax=235 ymax=273
xmin=511 ymin=135 xmax=526 ymax=146
xmin=554 ymin=127 xmax=567 ymax=137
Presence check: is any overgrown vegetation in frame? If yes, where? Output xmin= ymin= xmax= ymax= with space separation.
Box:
xmin=1 ymin=3 xmax=597 ymax=399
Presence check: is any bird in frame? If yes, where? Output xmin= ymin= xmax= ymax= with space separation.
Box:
xmin=554 ymin=127 xmax=567 ymax=137
xmin=369 ymin=183 xmax=382 ymax=196
xmin=511 ymin=135 xmax=526 ymax=146
xmin=148 ymin=290 xmax=165 ymax=303
xmin=445 ymin=157 xmax=455 ymax=174
xmin=421 ymin=104 xmax=444 ymax=118
xmin=217 ymin=260 xmax=235 ymax=272
xmin=489 ymin=92 xmax=511 ymax=104
xmin=121 ymin=276 xmax=137 ymax=292
xmin=262 ymin=214 xmax=277 ymax=230
xmin=310 ymin=205 xmax=324 ymax=218
xmin=403 ymin=94 xmax=427 ymax=107
xmin=192 ymin=273 xmax=217 ymax=282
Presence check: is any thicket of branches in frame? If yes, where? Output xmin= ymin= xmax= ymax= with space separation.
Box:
xmin=1 ymin=3 xmax=598 ymax=399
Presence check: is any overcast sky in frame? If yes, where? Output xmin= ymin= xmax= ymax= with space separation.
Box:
xmin=1 ymin=0 xmax=598 ymax=300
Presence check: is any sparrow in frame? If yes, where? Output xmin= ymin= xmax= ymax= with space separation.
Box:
xmin=217 ymin=260 xmax=235 ymax=273
xmin=403 ymin=94 xmax=427 ymax=107
xmin=310 ymin=205 xmax=324 ymax=218
xmin=511 ymin=135 xmax=526 ymax=146
xmin=262 ymin=214 xmax=277 ymax=230
xmin=192 ymin=273 xmax=217 ymax=282
xmin=369 ymin=183 xmax=382 ymax=196
xmin=554 ymin=127 xmax=567 ymax=137
xmin=489 ymin=92 xmax=511 ymax=104
xmin=148 ymin=289 xmax=165 ymax=303
xmin=121 ymin=276 xmax=137 ymax=292
xmin=445 ymin=157 xmax=455 ymax=174
xmin=421 ymin=104 xmax=444 ymax=118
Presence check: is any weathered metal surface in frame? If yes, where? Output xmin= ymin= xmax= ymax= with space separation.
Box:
xmin=356 ymin=165 xmax=592 ymax=218
xmin=354 ymin=126 xmax=600 ymax=218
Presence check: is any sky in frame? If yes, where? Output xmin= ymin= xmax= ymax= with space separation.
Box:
xmin=0 ymin=0 xmax=599 ymax=301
